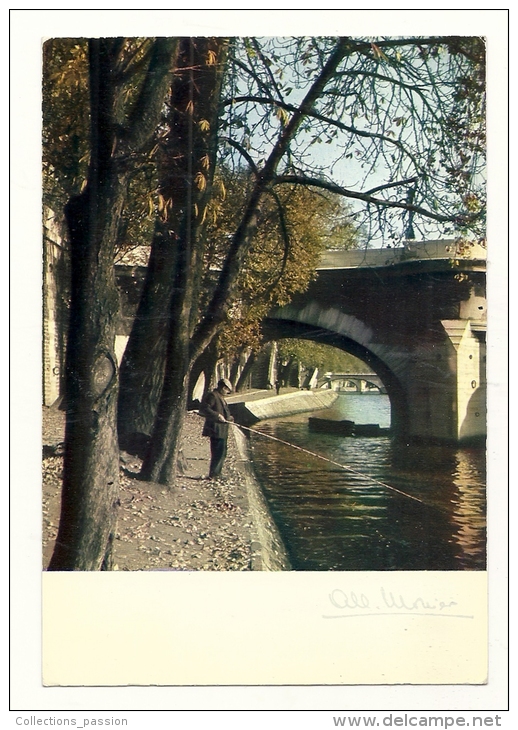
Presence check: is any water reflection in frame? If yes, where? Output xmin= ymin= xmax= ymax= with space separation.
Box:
xmin=249 ymin=395 xmax=486 ymax=571
xmin=451 ymin=449 xmax=487 ymax=569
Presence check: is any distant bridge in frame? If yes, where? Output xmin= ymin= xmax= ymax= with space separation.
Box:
xmin=263 ymin=240 xmax=486 ymax=443
xmin=318 ymin=372 xmax=387 ymax=393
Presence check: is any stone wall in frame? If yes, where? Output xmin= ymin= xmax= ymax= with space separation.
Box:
xmin=228 ymin=389 xmax=339 ymax=427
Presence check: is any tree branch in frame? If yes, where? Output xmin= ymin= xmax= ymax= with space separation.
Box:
xmin=274 ymin=174 xmax=481 ymax=225
xmin=364 ymin=177 xmax=418 ymax=195
xmin=222 ymin=94 xmax=417 ymax=164
xmin=220 ymin=136 xmax=260 ymax=176
xmin=251 ymin=38 xmax=285 ymax=102
xmin=231 ymin=56 xmax=277 ymax=101
xmin=258 ymin=187 xmax=292 ymax=295
xmin=115 ymin=39 xmax=153 ymax=84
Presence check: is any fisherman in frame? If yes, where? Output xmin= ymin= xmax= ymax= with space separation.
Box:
xmin=200 ymin=378 xmax=234 ymax=480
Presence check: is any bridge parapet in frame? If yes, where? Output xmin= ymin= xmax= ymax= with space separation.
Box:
xmin=318 ymin=239 xmax=487 ymax=271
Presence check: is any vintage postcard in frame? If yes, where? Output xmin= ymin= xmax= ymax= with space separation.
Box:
xmin=11 ymin=7 xmax=508 ymax=712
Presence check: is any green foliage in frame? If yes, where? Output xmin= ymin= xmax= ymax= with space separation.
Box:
xmin=42 ymin=39 xmax=90 ymax=213
xmin=277 ymin=338 xmax=367 ymax=374
xmin=42 ymin=38 xmax=162 ymax=253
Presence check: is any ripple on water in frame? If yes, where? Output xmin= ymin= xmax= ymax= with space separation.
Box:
xmin=250 ymin=397 xmax=486 ymax=571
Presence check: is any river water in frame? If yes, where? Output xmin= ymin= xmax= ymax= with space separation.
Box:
xmin=249 ymin=394 xmax=486 ymax=571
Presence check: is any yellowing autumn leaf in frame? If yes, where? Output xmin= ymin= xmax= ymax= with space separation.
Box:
xmin=194 ymin=172 xmax=207 ymax=191
xmin=371 ymin=43 xmax=388 ymax=62
xmin=275 ymin=106 xmax=290 ymax=126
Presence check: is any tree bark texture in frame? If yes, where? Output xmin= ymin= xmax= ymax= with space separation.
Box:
xmin=48 ymin=38 xmax=178 ymax=570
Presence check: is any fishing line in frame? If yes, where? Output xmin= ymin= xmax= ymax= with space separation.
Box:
xmin=227 ymin=420 xmax=428 ymax=506
xmin=195 ymin=409 xmax=450 ymax=512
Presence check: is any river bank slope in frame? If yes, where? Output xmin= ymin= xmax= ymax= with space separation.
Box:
xmin=42 ymin=395 xmax=297 ymax=571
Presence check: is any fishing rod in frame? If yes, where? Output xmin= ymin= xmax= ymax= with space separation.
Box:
xmin=195 ymin=408 xmax=449 ymax=511
xmin=224 ymin=419 xmax=428 ymax=507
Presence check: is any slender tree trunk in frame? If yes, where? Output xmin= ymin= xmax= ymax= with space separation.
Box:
xmin=229 ymin=356 xmax=241 ymax=388
xmin=235 ymin=350 xmax=257 ymax=392
xmin=48 ymin=38 xmax=178 ymax=570
xmin=118 ymin=38 xmax=229 ymax=484
xmin=117 ymin=224 xmax=174 ymax=443
xmin=188 ymin=341 xmax=218 ymax=405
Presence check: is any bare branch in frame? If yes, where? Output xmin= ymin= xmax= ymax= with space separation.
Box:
xmin=220 ymin=136 xmax=260 ymax=176
xmin=364 ymin=177 xmax=418 ymax=195
xmin=222 ymin=95 xmax=418 ymax=165
xmin=273 ymin=174 xmax=481 ymax=225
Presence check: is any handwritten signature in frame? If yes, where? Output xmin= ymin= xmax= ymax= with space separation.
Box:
xmin=323 ymin=588 xmax=474 ymax=619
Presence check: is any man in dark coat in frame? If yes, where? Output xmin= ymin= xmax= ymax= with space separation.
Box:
xmin=200 ymin=378 xmax=234 ymax=479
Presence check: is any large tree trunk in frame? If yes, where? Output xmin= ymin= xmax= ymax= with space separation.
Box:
xmin=48 ymin=38 xmax=178 ymax=570
xmin=48 ymin=187 xmax=122 ymax=570
xmin=48 ymin=42 xmax=127 ymax=570
xmin=118 ymin=38 xmax=229 ymax=482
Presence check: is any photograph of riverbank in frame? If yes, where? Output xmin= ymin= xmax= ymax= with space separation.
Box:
xmin=40 ymin=26 xmax=489 ymax=576
xmin=26 ymin=8 xmax=506 ymax=698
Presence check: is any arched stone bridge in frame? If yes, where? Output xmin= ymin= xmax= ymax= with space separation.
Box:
xmin=263 ymin=240 xmax=487 ymax=443
xmin=317 ymin=373 xmax=387 ymax=393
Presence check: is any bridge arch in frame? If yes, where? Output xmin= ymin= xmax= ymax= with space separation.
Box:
xmin=262 ymin=308 xmax=410 ymax=439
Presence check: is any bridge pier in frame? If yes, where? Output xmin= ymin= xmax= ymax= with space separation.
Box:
xmin=400 ymin=322 xmax=485 ymax=442
xmin=443 ymin=319 xmax=486 ymax=442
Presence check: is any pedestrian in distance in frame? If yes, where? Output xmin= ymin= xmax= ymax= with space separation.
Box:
xmin=200 ymin=378 xmax=234 ymax=479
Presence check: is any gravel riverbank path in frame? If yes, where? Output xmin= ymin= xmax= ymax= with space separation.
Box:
xmin=42 ymin=406 xmax=289 ymax=572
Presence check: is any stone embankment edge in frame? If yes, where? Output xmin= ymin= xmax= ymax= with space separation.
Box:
xmin=230 ymin=425 xmax=291 ymax=571
xmin=229 ymin=389 xmax=338 ymax=425
xmin=226 ymin=389 xmax=339 ymax=570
